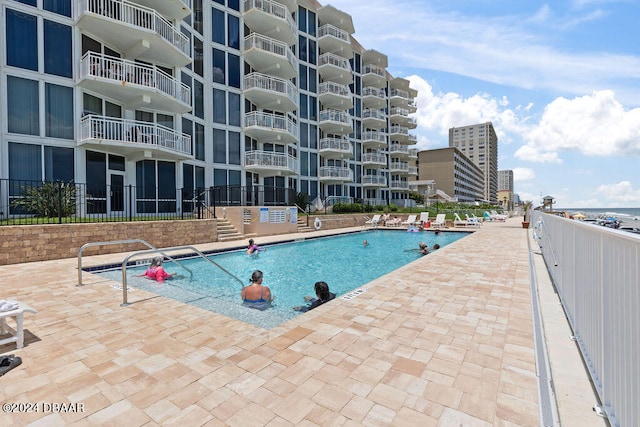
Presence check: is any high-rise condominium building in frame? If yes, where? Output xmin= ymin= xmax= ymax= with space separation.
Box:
xmin=498 ymin=170 xmax=513 ymax=192
xmin=0 ymin=0 xmax=418 ymax=220
xmin=448 ymin=122 xmax=498 ymax=202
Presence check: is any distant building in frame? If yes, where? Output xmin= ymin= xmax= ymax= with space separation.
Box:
xmin=416 ymin=147 xmax=484 ymax=203
xmin=449 ymin=122 xmax=498 ymax=202
xmin=498 ymin=170 xmax=514 ymax=192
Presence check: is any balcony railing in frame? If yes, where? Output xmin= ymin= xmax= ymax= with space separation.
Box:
xmin=243 ymin=32 xmax=298 ymax=70
xmin=408 ymin=167 xmax=418 ymax=175
xmin=244 ymin=0 xmax=297 ymax=37
xmin=363 ymin=87 xmax=386 ymax=98
xmin=363 ymin=64 xmax=386 ymax=78
xmin=408 ymin=148 xmax=418 ymax=158
xmin=244 ymin=150 xmax=297 ymax=173
xmin=362 ymin=175 xmax=387 ymax=186
xmin=79 ymin=115 xmax=192 ymax=156
xmin=389 ymin=144 xmax=409 ymax=154
xmin=244 ymin=72 xmax=297 ymax=110
xmin=319 ymin=109 xmax=351 ymax=126
xmin=80 ymin=52 xmax=191 ymax=108
xmin=390 ymin=125 xmax=409 ymax=136
xmin=319 ymin=166 xmax=353 ymax=181
xmin=318 ymin=81 xmax=351 ymax=98
xmin=389 ymin=162 xmax=409 ymax=172
xmin=318 ymin=23 xmax=350 ymax=43
xmin=81 ymin=0 xmax=190 ymax=59
xmin=244 ymin=111 xmax=299 ymax=141
xmin=318 ymin=52 xmax=352 ymax=73
xmin=362 ymin=153 xmax=387 ymax=165
xmin=390 ymin=88 xmax=409 ymax=99
xmin=362 ymin=109 xmax=387 ymax=121
xmin=319 ymin=137 xmax=352 ymax=155
xmin=390 ymin=180 xmax=410 ymax=190
xmin=362 ymin=131 xmax=386 ymax=144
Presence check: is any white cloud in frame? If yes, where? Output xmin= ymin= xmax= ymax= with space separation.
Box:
xmin=596 ymin=181 xmax=640 ymax=205
xmin=515 ymin=90 xmax=640 ymax=162
xmin=512 ymin=167 xmax=536 ymax=182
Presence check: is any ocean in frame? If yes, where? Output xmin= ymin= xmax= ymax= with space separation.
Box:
xmin=557 ymin=207 xmax=640 ymax=223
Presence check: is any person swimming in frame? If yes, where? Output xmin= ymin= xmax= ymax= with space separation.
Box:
xmin=246 ymin=239 xmax=264 ymax=255
xmin=241 ymin=270 xmax=274 ymax=311
xmin=142 ymin=256 xmax=175 ymax=282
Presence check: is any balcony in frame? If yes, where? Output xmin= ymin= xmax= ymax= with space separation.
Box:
xmin=390 ymin=180 xmax=410 ymax=190
xmin=362 ymin=109 xmax=387 ymax=130
xmin=133 ymin=0 xmax=192 ymax=20
xmin=390 ymin=107 xmax=417 ymax=128
xmin=79 ymin=115 xmax=192 ymax=159
xmin=317 ymin=24 xmax=352 ymax=58
xmin=319 ymin=109 xmax=352 ymax=135
xmin=318 ymin=82 xmax=352 ymax=109
xmin=362 ymin=64 xmax=387 ymax=89
xmin=243 ymin=33 xmax=297 ymax=79
xmin=272 ymin=0 xmax=296 ymax=13
xmin=408 ymin=148 xmax=418 ymax=158
xmin=319 ymin=137 xmax=352 ymax=159
xmin=243 ymin=0 xmax=297 ymax=46
xmin=389 ymin=162 xmax=409 ymax=173
xmin=77 ymin=0 xmax=190 ymax=67
xmin=362 ymin=130 xmax=387 ymax=149
xmin=389 ymin=144 xmax=409 ymax=157
xmin=318 ymin=53 xmax=352 ymax=85
xmin=244 ymin=150 xmax=297 ymax=176
xmin=244 ymin=72 xmax=297 ymax=112
xmin=244 ymin=111 xmax=298 ymax=144
xmin=319 ymin=166 xmax=353 ymax=183
xmin=362 ymin=152 xmax=387 ymax=167
xmin=79 ymin=52 xmax=191 ymax=113
xmin=389 ymin=88 xmax=412 ymax=108
xmin=362 ymin=175 xmax=387 ymax=187
xmin=362 ymin=86 xmax=387 ymax=109
xmin=389 ymin=125 xmax=417 ymax=144
xmin=408 ymin=167 xmax=418 ymax=176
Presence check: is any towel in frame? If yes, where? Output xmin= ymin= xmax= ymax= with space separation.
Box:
xmin=0 ymin=300 xmax=19 ymax=312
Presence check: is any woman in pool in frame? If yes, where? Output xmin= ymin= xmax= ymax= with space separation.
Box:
xmin=143 ymin=256 xmax=175 ymax=282
xmin=241 ymin=270 xmax=274 ymax=310
xmin=293 ymin=281 xmax=335 ymax=312
xmin=246 ymin=239 xmax=264 ymax=255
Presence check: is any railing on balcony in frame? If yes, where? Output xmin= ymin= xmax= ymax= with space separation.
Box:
xmin=80 ymin=52 xmax=191 ymax=106
xmin=318 ymin=81 xmax=351 ymax=98
xmin=390 ymin=107 xmax=409 ymax=117
xmin=319 ymin=137 xmax=351 ymax=153
xmin=82 ymin=0 xmax=190 ymax=58
xmin=244 ymin=72 xmax=297 ymax=105
xmin=243 ymin=33 xmax=297 ymax=69
xmin=318 ymin=23 xmax=350 ymax=43
xmin=362 ymin=153 xmax=387 ymax=164
xmin=244 ymin=111 xmax=298 ymax=140
xmin=407 ymin=133 xmax=417 ymax=143
xmin=362 ymin=175 xmax=386 ymax=186
xmin=390 ymin=88 xmax=409 ymax=99
xmin=79 ymin=115 xmax=192 ymax=156
xmin=319 ymin=166 xmax=353 ymax=181
xmin=319 ymin=109 xmax=351 ymax=125
xmin=362 ymin=108 xmax=387 ymax=121
xmin=408 ymin=167 xmax=418 ymax=175
xmin=389 ymin=162 xmax=409 ymax=172
xmin=389 ymin=144 xmax=409 ymax=155
xmin=390 ymin=180 xmax=410 ymax=189
xmin=362 ymin=64 xmax=385 ymax=78
xmin=362 ymin=86 xmax=386 ymax=98
xmin=408 ymin=148 xmax=418 ymax=158
xmin=244 ymin=0 xmax=297 ymax=37
xmin=390 ymin=125 xmax=409 ymax=135
xmin=318 ymin=52 xmax=352 ymax=73
xmin=244 ymin=150 xmax=297 ymax=172
xmin=362 ymin=131 xmax=386 ymax=144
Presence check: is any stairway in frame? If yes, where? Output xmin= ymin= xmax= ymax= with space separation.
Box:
xmin=216 ymin=218 xmax=243 ymax=242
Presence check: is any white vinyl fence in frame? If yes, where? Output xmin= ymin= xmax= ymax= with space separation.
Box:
xmin=531 ymin=211 xmax=639 ymax=427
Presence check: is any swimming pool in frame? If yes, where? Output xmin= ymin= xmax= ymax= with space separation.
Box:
xmin=96 ymin=229 xmax=468 ymax=328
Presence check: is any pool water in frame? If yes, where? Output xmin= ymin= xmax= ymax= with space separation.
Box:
xmin=96 ymin=229 xmax=468 ymax=328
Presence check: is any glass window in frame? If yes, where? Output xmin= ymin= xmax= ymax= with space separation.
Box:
xmin=195 ymin=123 xmax=205 ymax=161
xmin=87 ymin=151 xmax=107 ymax=212
xmin=83 ymin=93 xmax=102 ymax=116
xmin=157 ymin=114 xmax=173 ymax=129
xmin=309 ymin=96 xmax=317 ymax=121
xmin=300 ymin=94 xmax=308 ymax=119
xmin=195 ymin=166 xmax=205 ymax=190
xmin=193 ymin=37 xmax=203 ymax=77
xmin=310 ymin=125 xmax=318 ymax=149
xmin=44 ymin=20 xmax=72 ymax=78
xmin=228 ymin=92 xmax=241 ymax=127
xmin=105 ymin=101 xmax=121 ymax=118
xmin=9 ymin=142 xmax=41 ymax=183
xmin=81 ymin=34 xmax=100 ymax=55
xmin=7 ymin=76 xmax=39 ymax=135
xmin=229 ymin=170 xmax=241 ymax=186
xmin=308 ymin=39 xmax=316 ymax=65
xmin=228 ymin=0 xmax=239 ymax=11
xmin=228 ymin=53 xmax=240 ymax=88
xmin=299 ymin=122 xmax=308 ymax=148
xmin=193 ymin=0 xmax=203 ymax=34
xmin=308 ymin=11 xmax=316 ymax=36
xmin=227 ymin=15 xmax=239 ymax=49
xmin=194 ymin=80 xmax=204 ymax=119
xmin=109 ymin=154 xmax=125 ymax=171
xmin=136 ymin=160 xmax=155 ymax=213
xmin=213 ymin=88 xmax=226 ymax=124
xmin=212 ymin=8 xmax=225 ymax=44
xmin=298 ymin=35 xmax=307 ymax=62
xmin=300 ymin=151 xmax=308 ymax=176
xmin=309 ymin=68 xmax=316 ymax=92
xmin=45 ymin=83 xmax=74 ymax=139
xmin=44 ymin=0 xmax=71 ymax=17
xmin=6 ymin=9 xmax=38 ymax=71
xmin=213 ymin=128 xmax=226 ymax=163
xmin=299 ymin=64 xmax=307 ymax=90
xmin=14 ymin=0 xmax=37 ymax=6
xmin=229 ymin=131 xmax=240 ymax=165
xmin=298 ymin=6 xmax=307 ymax=32
xmin=44 ymin=146 xmax=74 ymax=181
xmin=214 ymin=168 xmax=227 ymax=186
xmin=157 ymin=161 xmax=176 ymax=213
xmin=212 ymin=48 xmax=225 ymax=84
xmin=310 ymin=153 xmax=317 ymax=176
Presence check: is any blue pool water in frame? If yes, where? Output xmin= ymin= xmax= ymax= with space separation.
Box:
xmin=96 ymin=229 xmax=468 ymax=328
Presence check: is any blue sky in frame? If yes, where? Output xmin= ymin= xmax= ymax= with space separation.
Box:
xmin=327 ymin=0 xmax=640 ymax=208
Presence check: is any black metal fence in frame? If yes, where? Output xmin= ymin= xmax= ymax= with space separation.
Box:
xmin=0 ymin=180 xmax=296 ymax=226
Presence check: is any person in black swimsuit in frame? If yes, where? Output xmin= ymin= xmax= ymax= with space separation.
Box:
xmin=293 ymin=281 xmax=335 ymax=312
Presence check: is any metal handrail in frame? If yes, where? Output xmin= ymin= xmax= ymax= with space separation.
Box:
xmin=77 ymin=239 xmax=192 ymax=286
xmin=120 ymin=246 xmax=245 ymax=305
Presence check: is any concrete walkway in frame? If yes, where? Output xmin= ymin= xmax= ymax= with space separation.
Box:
xmin=0 ymin=218 xmax=604 ymax=425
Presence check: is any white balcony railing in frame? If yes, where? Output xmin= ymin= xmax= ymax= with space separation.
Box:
xmin=319 ymin=166 xmax=353 ymax=181
xmin=362 ymin=153 xmax=387 ymax=164
xmin=79 ymin=115 xmax=192 ymax=156
xmin=245 ymin=150 xmax=297 ymax=172
xmin=363 ymin=64 xmax=386 ymax=78
xmin=389 ymin=144 xmax=409 ymax=154
xmin=363 ymin=109 xmax=387 ymax=121
xmin=362 ymin=175 xmax=387 ymax=186
xmin=390 ymin=180 xmax=410 ymax=189
xmin=243 ymin=33 xmax=298 ymax=69
xmin=318 ymin=81 xmax=351 ymax=98
xmin=319 ymin=137 xmax=351 ymax=153
xmin=390 ymin=162 xmax=409 ymax=172
xmin=390 ymin=125 xmax=409 ymax=135
xmin=82 ymin=0 xmax=190 ymax=58
xmin=244 ymin=72 xmax=297 ymax=105
xmin=319 ymin=109 xmax=351 ymax=126
xmin=318 ymin=23 xmax=350 ymax=43
xmin=408 ymin=148 xmax=418 ymax=158
xmin=80 ymin=52 xmax=191 ymax=106
xmin=362 ymin=86 xmax=386 ymax=98
xmin=362 ymin=131 xmax=386 ymax=144
xmin=244 ymin=111 xmax=298 ymax=139
xmin=244 ymin=0 xmax=297 ymax=37
xmin=318 ymin=52 xmax=352 ymax=73
xmin=390 ymin=88 xmax=409 ymax=99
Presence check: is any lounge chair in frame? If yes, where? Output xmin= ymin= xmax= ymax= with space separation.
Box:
xmin=401 ymin=214 xmax=417 ymax=227
xmin=365 ymin=214 xmax=381 ymax=227
xmin=465 ymin=214 xmax=482 ymax=227
xmin=386 ymin=216 xmax=402 ymax=227
xmin=490 ymin=210 xmax=508 ymax=221
xmin=432 ymin=213 xmax=446 ymax=228
xmin=0 ymin=301 xmax=37 ymax=350
xmin=419 ymin=212 xmax=430 ymax=226
xmin=453 ymin=213 xmax=468 ymax=227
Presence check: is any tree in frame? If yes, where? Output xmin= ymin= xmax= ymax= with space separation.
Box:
xmin=11 ymin=181 xmax=77 ymax=218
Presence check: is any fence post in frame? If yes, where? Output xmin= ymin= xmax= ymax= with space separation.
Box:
xmin=57 ymin=180 xmax=63 ymax=224
xmin=128 ymin=185 xmax=133 ymax=221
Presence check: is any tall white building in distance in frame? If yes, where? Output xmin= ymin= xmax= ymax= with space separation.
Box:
xmin=448 ymin=122 xmax=498 ymax=202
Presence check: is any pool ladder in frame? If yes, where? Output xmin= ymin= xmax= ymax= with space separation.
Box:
xmin=77 ymin=239 xmax=245 ymax=306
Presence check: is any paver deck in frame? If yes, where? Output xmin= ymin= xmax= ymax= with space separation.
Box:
xmin=0 ymin=218 xmax=601 ymax=426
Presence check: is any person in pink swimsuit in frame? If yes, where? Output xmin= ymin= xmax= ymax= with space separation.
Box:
xmin=143 ymin=256 xmax=175 ymax=282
